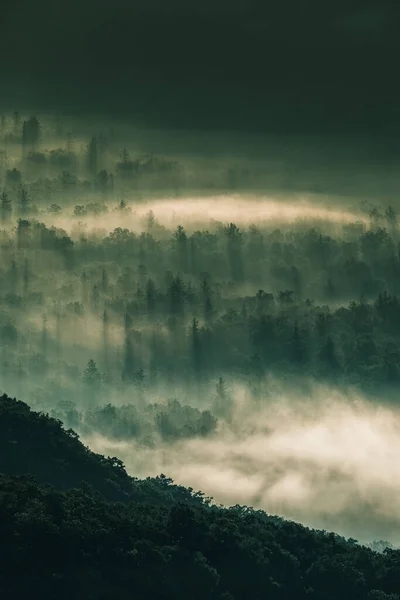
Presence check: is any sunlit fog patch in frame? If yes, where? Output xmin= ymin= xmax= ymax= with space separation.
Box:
xmin=84 ymin=383 xmax=400 ymax=544
xmin=41 ymin=194 xmax=366 ymax=236
xmin=134 ymin=195 xmax=363 ymax=228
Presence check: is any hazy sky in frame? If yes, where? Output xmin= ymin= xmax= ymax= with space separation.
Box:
xmin=1 ymin=1 xmax=399 ymax=135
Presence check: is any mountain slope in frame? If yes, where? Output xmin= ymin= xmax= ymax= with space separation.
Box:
xmin=0 ymin=393 xmax=399 ymax=600
xmin=0 ymin=393 xmax=210 ymax=506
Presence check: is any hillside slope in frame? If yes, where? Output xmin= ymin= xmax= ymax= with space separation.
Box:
xmin=0 ymin=394 xmax=399 ymax=600
xmin=0 ymin=393 xmax=210 ymax=506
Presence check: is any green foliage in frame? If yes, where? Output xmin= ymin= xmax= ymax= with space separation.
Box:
xmin=2 ymin=118 xmax=400 ymax=599
xmin=22 ymin=116 xmax=40 ymax=149
xmin=83 ymin=359 xmax=101 ymax=386
xmin=0 ymin=191 xmax=12 ymax=221
xmin=0 ymin=394 xmax=399 ymax=600
xmin=0 ymin=394 xmax=211 ymax=506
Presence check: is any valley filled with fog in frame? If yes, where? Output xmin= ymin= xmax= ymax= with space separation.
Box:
xmin=2 ymin=112 xmax=400 ymax=546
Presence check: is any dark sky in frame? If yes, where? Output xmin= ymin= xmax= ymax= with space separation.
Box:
xmin=1 ymin=1 xmax=399 ymax=134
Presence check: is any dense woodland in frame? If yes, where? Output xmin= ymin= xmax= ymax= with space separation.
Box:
xmin=1 ymin=393 xmax=399 ymax=600
xmin=1 ymin=113 xmax=400 ymax=597
xmin=1 ymin=115 xmax=400 ymax=413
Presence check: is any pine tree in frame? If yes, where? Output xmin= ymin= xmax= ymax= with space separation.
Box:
xmin=83 ymin=359 xmax=101 ymax=385
xmin=87 ymin=136 xmax=98 ymax=175
xmin=202 ymin=278 xmax=213 ymax=321
xmin=225 ymin=222 xmax=244 ymax=283
xmin=190 ymin=318 xmax=202 ymax=375
xmin=174 ymin=225 xmax=188 ymax=271
xmin=18 ymin=188 xmax=30 ymax=215
xmin=0 ymin=192 xmax=12 ymax=221
xmin=102 ymin=310 xmax=109 ymax=369
xmin=146 ymin=210 xmax=157 ymax=230
xmin=168 ymin=276 xmax=185 ymax=317
xmin=216 ymin=377 xmax=227 ymax=400
xmin=22 ymin=116 xmax=40 ymax=151
xmin=214 ymin=377 xmax=232 ymax=419
xmin=133 ymin=368 xmax=145 ymax=389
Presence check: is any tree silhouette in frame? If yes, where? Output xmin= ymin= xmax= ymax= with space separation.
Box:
xmin=83 ymin=359 xmax=101 ymax=385
xmin=190 ymin=317 xmax=202 ymax=375
xmin=214 ymin=377 xmax=232 ymax=418
xmin=174 ymin=225 xmax=188 ymax=271
xmin=22 ymin=116 xmax=40 ymax=151
xmin=168 ymin=276 xmax=185 ymax=317
xmin=202 ymin=278 xmax=213 ymax=321
xmin=18 ymin=188 xmax=30 ymax=215
xmin=87 ymin=136 xmax=98 ymax=175
xmin=225 ymin=223 xmax=244 ymax=282
xmin=0 ymin=192 xmax=12 ymax=221
xmin=102 ymin=310 xmax=109 ymax=370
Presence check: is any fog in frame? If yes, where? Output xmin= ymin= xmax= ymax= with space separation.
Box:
xmin=84 ymin=380 xmax=400 ymax=545
xmin=36 ymin=195 xmax=366 ymax=236
xmin=1 ymin=111 xmax=400 ymax=547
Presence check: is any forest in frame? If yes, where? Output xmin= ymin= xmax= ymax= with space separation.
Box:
xmin=2 ymin=115 xmax=400 ymax=404
xmin=1 ymin=112 xmax=400 ymax=594
xmin=1 ymin=392 xmax=399 ymax=600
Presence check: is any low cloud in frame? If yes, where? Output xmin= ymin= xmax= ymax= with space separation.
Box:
xmin=84 ymin=381 xmax=400 ymax=545
xmin=42 ymin=194 xmax=365 ymax=236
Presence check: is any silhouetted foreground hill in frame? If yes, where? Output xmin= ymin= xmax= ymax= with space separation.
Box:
xmin=0 ymin=394 xmax=399 ymax=600
xmin=0 ymin=393 xmax=209 ymax=506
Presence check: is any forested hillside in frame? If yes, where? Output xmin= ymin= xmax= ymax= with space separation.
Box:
xmin=1 ymin=113 xmax=400 ymax=597
xmin=2 ymin=0 xmax=400 ymax=595
xmin=1 ymin=393 xmax=399 ymax=600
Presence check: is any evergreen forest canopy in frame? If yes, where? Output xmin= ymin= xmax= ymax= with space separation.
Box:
xmin=1 ymin=113 xmax=400 ymax=556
